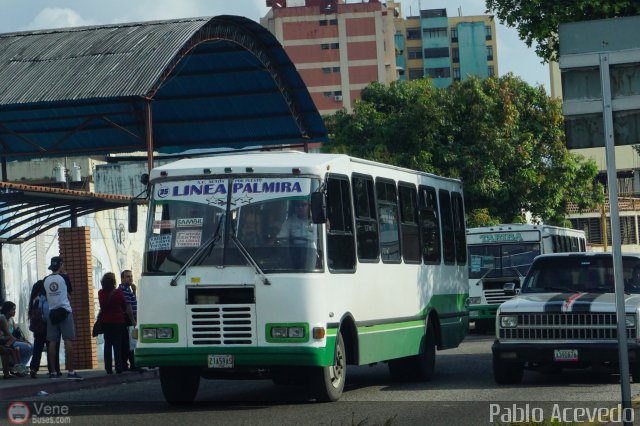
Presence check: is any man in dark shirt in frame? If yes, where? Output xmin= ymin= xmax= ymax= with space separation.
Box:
xmin=118 ymin=270 xmax=139 ymax=370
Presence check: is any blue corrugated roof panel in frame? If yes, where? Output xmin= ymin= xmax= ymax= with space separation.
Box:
xmin=0 ymin=15 xmax=327 ymax=159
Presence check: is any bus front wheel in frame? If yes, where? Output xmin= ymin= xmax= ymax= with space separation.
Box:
xmin=311 ymin=331 xmax=346 ymax=402
xmin=160 ymin=366 xmax=201 ymax=405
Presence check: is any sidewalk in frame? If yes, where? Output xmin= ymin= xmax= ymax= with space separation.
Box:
xmin=0 ymin=366 xmax=159 ymax=400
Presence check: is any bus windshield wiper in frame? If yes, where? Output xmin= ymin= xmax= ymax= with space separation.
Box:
xmin=170 ymin=215 xmax=224 ymax=287
xmin=230 ymin=223 xmax=271 ymax=286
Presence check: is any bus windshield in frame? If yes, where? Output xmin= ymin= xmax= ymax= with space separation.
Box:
xmin=145 ymin=177 xmax=323 ymax=274
xmin=468 ymin=243 xmax=540 ymax=279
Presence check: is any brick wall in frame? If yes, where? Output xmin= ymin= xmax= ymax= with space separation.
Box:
xmin=59 ymin=227 xmax=97 ymax=369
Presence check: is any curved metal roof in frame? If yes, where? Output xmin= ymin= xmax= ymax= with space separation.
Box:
xmin=0 ymin=15 xmax=327 ymax=159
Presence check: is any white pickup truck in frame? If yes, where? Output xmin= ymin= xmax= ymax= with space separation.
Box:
xmin=492 ymin=252 xmax=640 ymax=384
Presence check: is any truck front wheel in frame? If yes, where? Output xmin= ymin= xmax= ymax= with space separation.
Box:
xmin=493 ymin=353 xmax=524 ymax=384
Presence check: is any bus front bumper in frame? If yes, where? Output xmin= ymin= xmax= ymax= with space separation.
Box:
xmin=135 ymin=345 xmax=334 ymax=368
xmin=468 ymin=304 xmax=499 ymax=320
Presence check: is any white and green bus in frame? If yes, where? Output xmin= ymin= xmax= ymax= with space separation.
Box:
xmin=466 ymin=224 xmax=587 ymax=333
xmin=134 ymin=152 xmax=469 ymax=403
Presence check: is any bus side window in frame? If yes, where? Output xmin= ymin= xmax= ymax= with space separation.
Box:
xmin=352 ymin=174 xmax=380 ymax=262
xmin=439 ymin=189 xmax=455 ymax=264
xmin=419 ymin=185 xmax=441 ymax=264
xmin=326 ymin=175 xmax=356 ymax=272
xmin=376 ymin=179 xmax=401 ymax=263
xmin=451 ymin=191 xmax=466 ymax=265
xmin=398 ymin=182 xmax=421 ymax=263
xmin=552 ymin=235 xmax=560 ymax=253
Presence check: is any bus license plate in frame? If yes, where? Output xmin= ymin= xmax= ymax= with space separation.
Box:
xmin=554 ymin=349 xmax=578 ymax=362
xmin=208 ymin=354 xmax=234 ymax=368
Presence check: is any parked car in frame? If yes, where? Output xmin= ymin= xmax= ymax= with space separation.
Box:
xmin=492 ymin=252 xmax=640 ymax=384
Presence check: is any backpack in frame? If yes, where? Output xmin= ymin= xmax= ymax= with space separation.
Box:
xmin=29 ymin=294 xmax=48 ymax=335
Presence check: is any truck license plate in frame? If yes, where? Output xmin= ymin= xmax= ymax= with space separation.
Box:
xmin=208 ymin=354 xmax=234 ymax=368
xmin=554 ymin=349 xmax=578 ymax=362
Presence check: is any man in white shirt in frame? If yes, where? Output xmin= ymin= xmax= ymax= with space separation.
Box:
xmin=277 ymin=200 xmax=316 ymax=246
xmin=44 ymin=256 xmax=82 ymax=380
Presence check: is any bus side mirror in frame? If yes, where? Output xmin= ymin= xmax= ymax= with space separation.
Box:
xmin=310 ymin=192 xmax=326 ymax=224
xmin=128 ymin=202 xmax=138 ymax=233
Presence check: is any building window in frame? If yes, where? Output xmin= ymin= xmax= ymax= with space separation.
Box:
xmin=408 ymin=48 xmax=423 ymax=59
xmin=321 ymin=43 xmax=330 ymax=50
xmin=452 ymin=48 xmax=459 ymax=63
xmin=323 ymin=91 xmax=332 ymax=97
xmin=322 ymin=67 xmax=331 ymax=74
xmin=407 ymin=29 xmax=421 ymax=40
xmin=333 ymin=91 xmax=342 ymax=96
xmin=451 ymin=28 xmax=458 ymax=42
xmin=409 ymin=68 xmax=424 ymax=79
xmin=422 ymin=27 xmax=448 ymax=38
xmin=319 ymin=20 xmax=328 ymax=26
xmin=488 ymin=66 xmax=495 ymax=77
xmin=487 ymin=46 xmax=494 ymax=61
xmin=453 ymin=67 xmax=461 ymax=81
xmin=331 ymin=43 xmax=339 ymax=49
xmin=332 ymin=67 xmax=340 ymax=73
xmin=426 ymin=67 xmax=451 ymax=78
xmin=329 ymin=19 xmax=338 ymax=25
xmin=485 ymin=26 xmax=492 ymax=40
xmin=424 ymin=47 xmax=450 ymax=58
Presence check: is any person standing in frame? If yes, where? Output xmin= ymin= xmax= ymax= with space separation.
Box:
xmin=99 ymin=272 xmax=133 ymax=374
xmin=44 ymin=256 xmax=82 ymax=380
xmin=28 ymin=280 xmax=51 ymax=379
xmin=118 ymin=270 xmax=138 ymax=370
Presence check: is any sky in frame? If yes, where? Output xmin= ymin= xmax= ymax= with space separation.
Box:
xmin=0 ymin=0 xmax=551 ymax=90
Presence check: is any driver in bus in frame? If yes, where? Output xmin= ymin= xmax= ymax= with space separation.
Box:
xmin=276 ymin=200 xmax=316 ymax=246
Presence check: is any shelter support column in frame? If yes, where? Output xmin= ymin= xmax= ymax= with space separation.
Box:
xmin=59 ymin=227 xmax=97 ymax=369
xmin=145 ymin=98 xmax=154 ymax=174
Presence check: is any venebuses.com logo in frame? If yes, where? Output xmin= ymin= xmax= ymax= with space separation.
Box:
xmin=7 ymin=401 xmax=71 ymax=424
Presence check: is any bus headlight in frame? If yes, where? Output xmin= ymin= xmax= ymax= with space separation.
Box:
xmin=468 ymin=297 xmax=482 ymax=305
xmin=500 ymin=315 xmax=518 ymax=328
xmin=626 ymin=315 xmax=636 ymax=328
xmin=141 ymin=325 xmax=178 ymax=342
xmin=267 ymin=323 xmax=309 ymax=342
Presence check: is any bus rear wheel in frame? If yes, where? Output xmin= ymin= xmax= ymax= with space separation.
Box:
xmin=160 ymin=366 xmax=201 ymax=405
xmin=311 ymin=331 xmax=345 ymax=402
xmin=388 ymin=320 xmax=436 ymax=382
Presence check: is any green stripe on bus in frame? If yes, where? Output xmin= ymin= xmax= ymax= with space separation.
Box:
xmin=135 ymin=339 xmax=336 ymax=368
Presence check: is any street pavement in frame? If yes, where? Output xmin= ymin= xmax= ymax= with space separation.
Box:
xmin=0 ymin=365 xmax=158 ymax=400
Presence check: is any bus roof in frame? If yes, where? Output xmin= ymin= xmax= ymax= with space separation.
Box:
xmin=466 ymin=224 xmax=585 ymax=237
xmin=149 ymin=152 xmax=462 ymax=184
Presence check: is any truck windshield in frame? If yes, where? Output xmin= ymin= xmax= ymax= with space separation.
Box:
xmin=145 ymin=176 xmax=323 ymax=274
xmin=468 ymin=243 xmax=540 ymax=279
xmin=522 ymin=256 xmax=640 ymax=294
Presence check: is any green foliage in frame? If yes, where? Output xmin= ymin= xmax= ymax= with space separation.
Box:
xmin=323 ymin=76 xmax=603 ymax=227
xmin=484 ymin=0 xmax=640 ymax=62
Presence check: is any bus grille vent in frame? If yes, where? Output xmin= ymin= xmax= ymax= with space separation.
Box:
xmin=188 ymin=304 xmax=256 ymax=346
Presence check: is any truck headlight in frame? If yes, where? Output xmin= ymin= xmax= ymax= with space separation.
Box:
xmin=500 ymin=315 xmax=518 ymax=328
xmin=626 ymin=315 xmax=636 ymax=328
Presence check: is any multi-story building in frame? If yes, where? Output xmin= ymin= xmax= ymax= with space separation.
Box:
xmin=395 ymin=6 xmax=498 ymax=87
xmin=550 ymin=40 xmax=640 ymax=251
xmin=261 ymin=0 xmax=396 ymax=114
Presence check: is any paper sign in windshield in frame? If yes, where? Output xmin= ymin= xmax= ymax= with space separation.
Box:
xmin=177 ymin=218 xmax=203 ymax=227
xmin=149 ymin=234 xmax=172 ymax=251
xmin=175 ymin=230 xmax=202 ymax=248
xmin=153 ymin=220 xmax=175 ymax=229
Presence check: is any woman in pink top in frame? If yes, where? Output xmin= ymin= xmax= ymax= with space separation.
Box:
xmin=98 ymin=272 xmax=134 ymax=374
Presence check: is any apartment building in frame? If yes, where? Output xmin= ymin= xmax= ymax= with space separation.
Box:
xmin=396 ymin=6 xmax=498 ymax=87
xmin=261 ymin=0 xmax=396 ymax=114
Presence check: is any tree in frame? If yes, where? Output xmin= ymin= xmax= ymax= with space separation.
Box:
xmin=323 ymin=75 xmax=602 ymax=227
xmin=485 ymin=0 xmax=640 ymax=62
